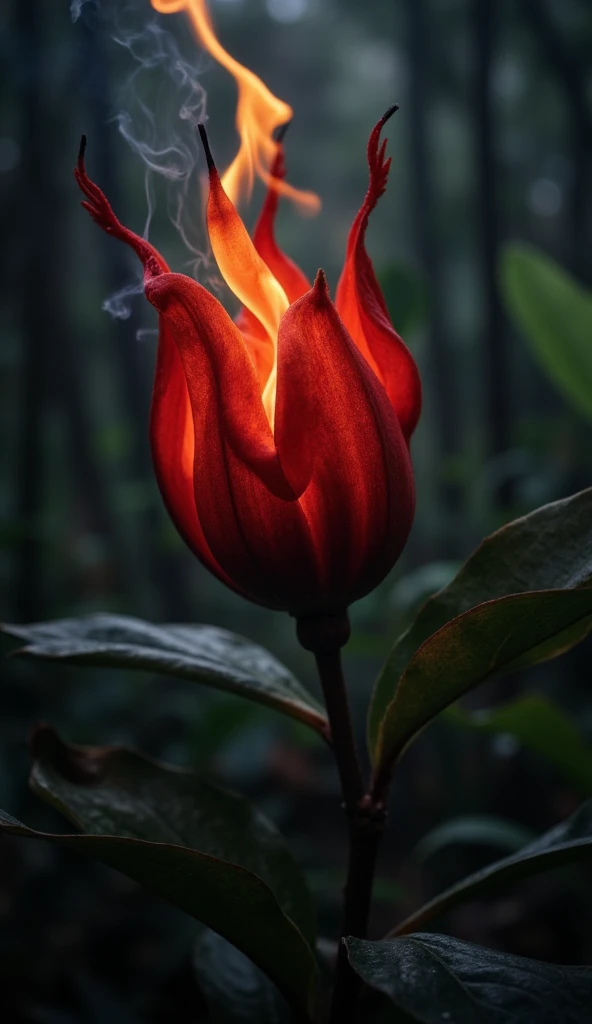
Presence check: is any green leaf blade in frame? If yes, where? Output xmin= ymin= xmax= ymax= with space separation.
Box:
xmin=368 ymin=487 xmax=592 ymax=772
xmin=411 ymin=815 xmax=534 ymax=863
xmin=193 ymin=928 xmax=291 ymax=1023
xmin=2 ymin=614 xmax=327 ymax=734
xmin=392 ymin=799 xmax=592 ymax=937
xmin=29 ymin=724 xmax=317 ymax=945
xmin=346 ymin=934 xmax=592 ymax=1023
xmin=500 ymin=243 xmax=592 ymax=422
xmin=447 ymin=695 xmax=592 ymax=796
xmin=0 ymin=815 xmax=320 ymax=1019
xmin=0 ymin=727 xmax=321 ymax=1019
xmin=373 ymin=588 xmax=592 ymax=786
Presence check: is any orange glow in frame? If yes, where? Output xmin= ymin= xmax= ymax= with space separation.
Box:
xmin=76 ymin=110 xmax=421 ymax=618
xmin=150 ymin=0 xmax=320 ymax=213
xmin=204 ymin=154 xmax=289 ymax=427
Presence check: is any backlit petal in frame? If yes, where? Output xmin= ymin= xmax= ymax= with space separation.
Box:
xmin=235 ymin=142 xmax=310 ymax=393
xmin=201 ymin=128 xmax=288 ymax=425
xmin=76 ymin=147 xmax=250 ymax=594
xmin=336 ymin=110 xmax=422 ymax=442
xmin=252 ymin=144 xmax=310 ymax=304
xmin=275 ymin=271 xmax=415 ymax=604
xmin=145 ymin=272 xmax=321 ymax=611
xmin=150 ymin=318 xmax=247 ymax=595
xmin=205 ymin=160 xmax=288 ymax=341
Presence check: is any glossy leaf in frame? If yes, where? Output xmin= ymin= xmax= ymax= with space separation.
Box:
xmin=346 ymin=934 xmax=592 ymax=1023
xmin=0 ymin=727 xmax=320 ymax=1019
xmin=500 ymin=244 xmax=592 ymax=422
xmin=193 ymin=928 xmax=290 ymax=1023
xmin=368 ymin=487 xmax=592 ymax=766
xmin=412 ymin=815 xmax=534 ymax=863
xmin=2 ymin=614 xmax=327 ymax=733
xmin=392 ymin=799 xmax=592 ymax=937
xmin=447 ymin=695 xmax=592 ymax=796
xmin=372 ymin=588 xmax=592 ymax=788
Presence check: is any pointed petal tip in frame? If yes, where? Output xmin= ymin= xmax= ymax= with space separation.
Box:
xmin=78 ymin=133 xmax=87 ymax=168
xmin=197 ymin=122 xmax=216 ymax=173
xmin=313 ymin=268 xmax=329 ymax=296
xmin=274 ymin=120 xmax=292 ymax=144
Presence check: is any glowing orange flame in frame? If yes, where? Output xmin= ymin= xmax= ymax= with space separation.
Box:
xmin=150 ymin=0 xmax=320 ymax=213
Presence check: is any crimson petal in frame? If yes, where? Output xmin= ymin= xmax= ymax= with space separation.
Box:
xmin=236 ymin=143 xmax=311 ymax=390
xmin=336 ymin=109 xmax=422 ymax=443
xmin=275 ymin=271 xmax=415 ymax=606
xmin=146 ymin=272 xmax=321 ymax=611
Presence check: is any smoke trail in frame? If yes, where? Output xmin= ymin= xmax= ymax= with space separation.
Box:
xmin=102 ymin=280 xmax=144 ymax=320
xmin=71 ymin=0 xmax=94 ymax=22
xmin=112 ymin=18 xmax=206 ymax=187
xmin=75 ymin=0 xmax=214 ymax=319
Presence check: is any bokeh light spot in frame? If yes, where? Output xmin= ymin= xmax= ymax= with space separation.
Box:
xmin=266 ymin=0 xmax=309 ymax=24
xmin=528 ymin=177 xmax=562 ymax=218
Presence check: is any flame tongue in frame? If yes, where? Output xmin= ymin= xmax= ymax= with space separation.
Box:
xmin=198 ymin=124 xmax=288 ymax=432
xmin=151 ymin=0 xmax=320 ymax=213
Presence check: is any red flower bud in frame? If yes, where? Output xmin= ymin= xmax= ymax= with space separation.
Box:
xmin=75 ymin=111 xmax=421 ymax=616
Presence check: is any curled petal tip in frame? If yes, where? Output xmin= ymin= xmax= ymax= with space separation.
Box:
xmin=197 ymin=122 xmax=215 ymax=172
xmin=381 ymin=104 xmax=399 ymax=126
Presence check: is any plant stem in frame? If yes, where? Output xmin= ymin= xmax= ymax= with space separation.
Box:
xmin=329 ymin=809 xmax=384 ymax=1023
xmin=296 ymin=615 xmax=386 ymax=1023
xmin=315 ymin=647 xmax=365 ymax=814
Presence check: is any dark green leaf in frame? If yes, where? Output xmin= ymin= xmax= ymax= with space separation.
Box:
xmin=370 ymin=490 xmax=592 ymax=760
xmin=447 ymin=695 xmax=592 ymax=796
xmin=372 ymin=589 xmax=592 ymax=785
xmin=346 ymin=934 xmax=592 ymax=1023
xmin=2 ymin=614 xmax=327 ymax=733
xmin=368 ymin=487 xmax=592 ymax=767
xmin=0 ymin=811 xmax=320 ymax=1018
xmin=193 ymin=928 xmax=290 ymax=1023
xmin=500 ymin=244 xmax=592 ymax=422
xmin=0 ymin=727 xmax=320 ymax=1019
xmin=412 ymin=816 xmax=534 ymax=863
xmin=392 ymin=799 xmax=592 ymax=937
xmin=30 ymin=725 xmax=315 ymax=943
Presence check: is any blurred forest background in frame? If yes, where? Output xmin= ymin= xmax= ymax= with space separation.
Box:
xmin=1 ymin=0 xmax=592 ymax=1020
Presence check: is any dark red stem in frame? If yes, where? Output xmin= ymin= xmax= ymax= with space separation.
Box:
xmin=296 ymin=614 xmax=386 ymax=1023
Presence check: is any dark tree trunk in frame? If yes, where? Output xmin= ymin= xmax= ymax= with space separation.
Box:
xmin=14 ymin=0 xmax=48 ymax=621
xmin=15 ymin=1 xmax=137 ymax=619
xmin=520 ymin=0 xmax=592 ymax=286
xmin=473 ymin=0 xmax=511 ymax=501
xmin=406 ymin=0 xmax=461 ymax=553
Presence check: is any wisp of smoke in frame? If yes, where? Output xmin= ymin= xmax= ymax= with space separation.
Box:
xmin=71 ymin=0 xmax=91 ymax=22
xmin=135 ymin=328 xmax=159 ymax=343
xmin=75 ymin=0 xmax=213 ymax=320
xmin=101 ymin=280 xmax=144 ymax=320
